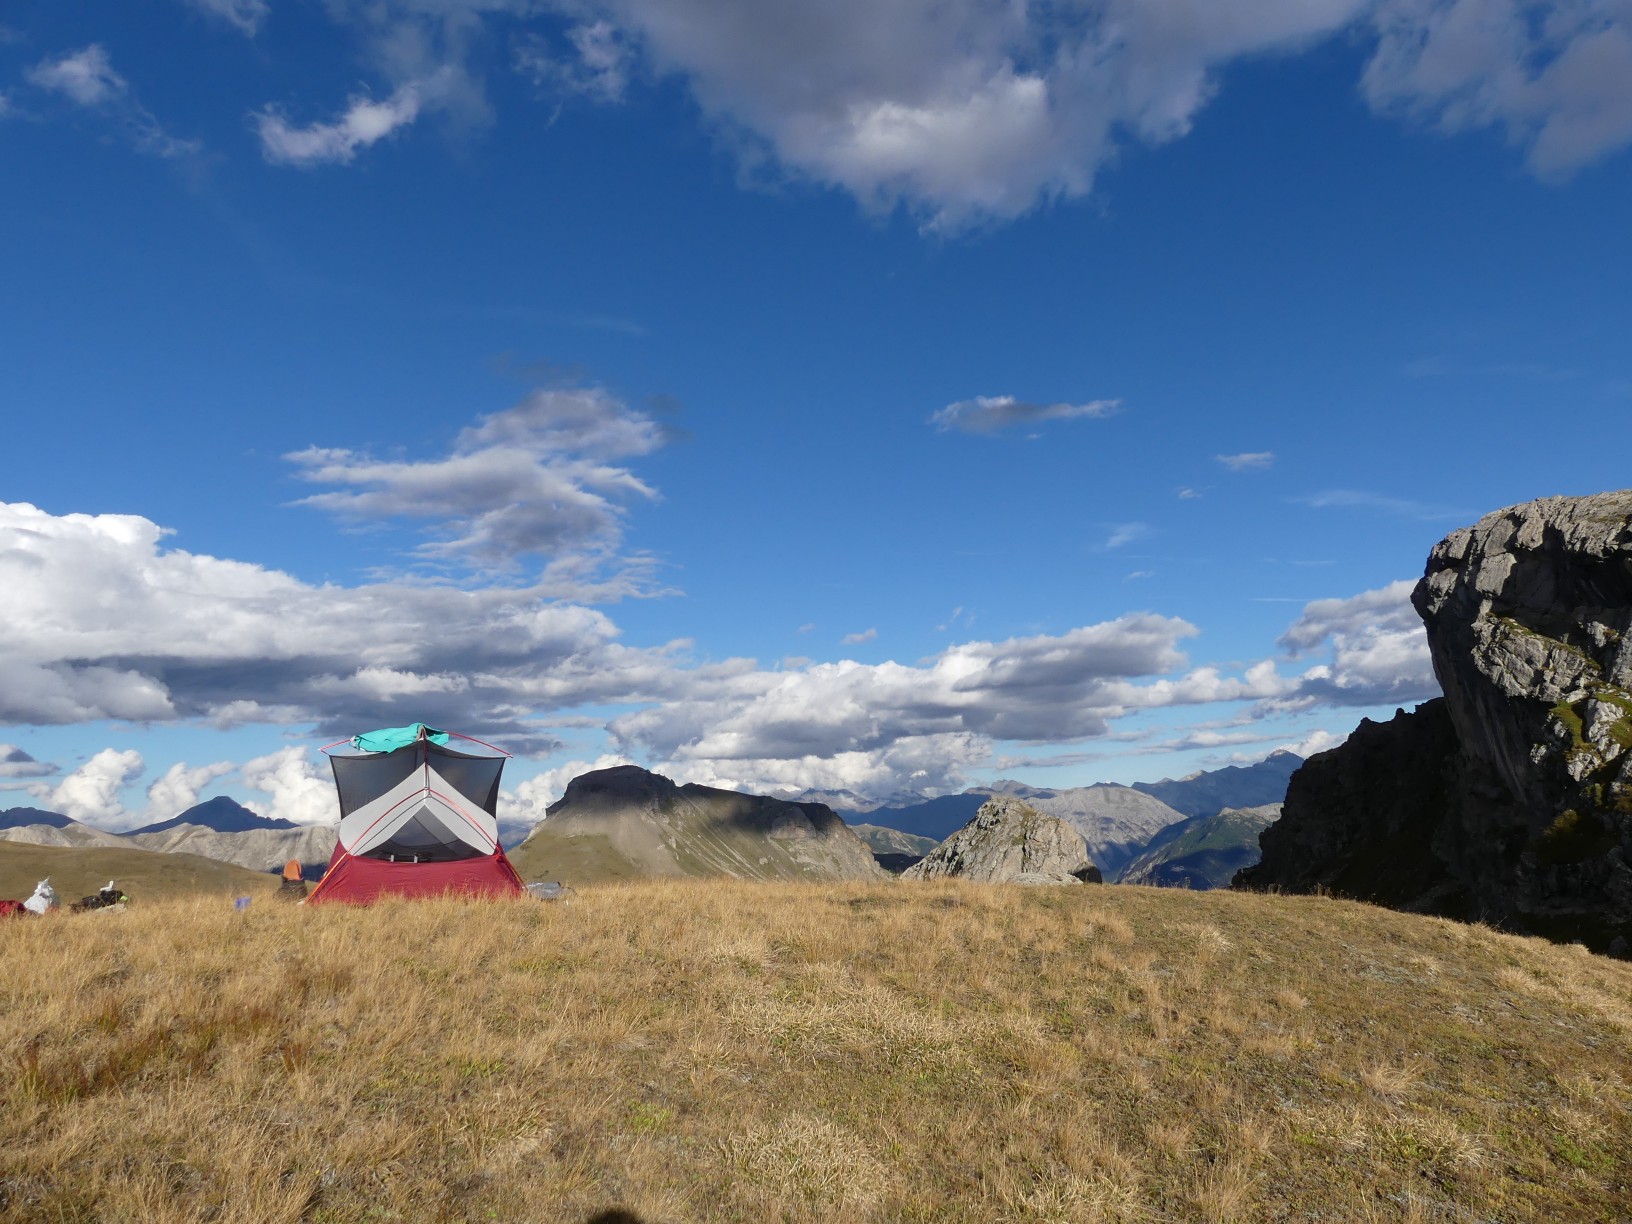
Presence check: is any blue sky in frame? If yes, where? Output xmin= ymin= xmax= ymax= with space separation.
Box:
xmin=3 ymin=0 xmax=1630 ymax=829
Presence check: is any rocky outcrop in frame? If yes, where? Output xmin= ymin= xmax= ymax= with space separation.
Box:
xmin=902 ymin=796 xmax=1101 ymax=885
xmin=1239 ymin=491 xmax=1632 ymax=950
xmin=510 ymin=766 xmax=886 ymax=883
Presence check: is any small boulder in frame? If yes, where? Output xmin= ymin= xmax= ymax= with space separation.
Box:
xmin=903 ymin=796 xmax=1100 ymax=885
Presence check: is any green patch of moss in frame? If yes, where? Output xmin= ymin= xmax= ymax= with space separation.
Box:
xmin=1532 ymin=809 xmax=1616 ymax=866
xmin=1552 ymin=701 xmax=1586 ymax=750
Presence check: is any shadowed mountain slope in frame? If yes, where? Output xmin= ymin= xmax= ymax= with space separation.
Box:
xmin=1130 ymin=751 xmax=1302 ymax=819
xmin=1119 ymin=803 xmax=1281 ymax=889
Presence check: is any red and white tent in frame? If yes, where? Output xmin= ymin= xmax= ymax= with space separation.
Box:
xmin=307 ymin=724 xmax=524 ymax=905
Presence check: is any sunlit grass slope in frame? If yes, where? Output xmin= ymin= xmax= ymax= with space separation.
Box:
xmin=2 ymin=881 xmax=1630 ymax=1222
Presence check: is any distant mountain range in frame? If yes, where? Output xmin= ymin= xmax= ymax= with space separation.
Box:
xmin=0 ymin=797 xmax=334 ymax=876
xmin=127 ymin=796 xmax=299 ymax=836
xmin=0 ymin=751 xmax=1305 ymax=893
xmin=829 ymin=753 xmax=1302 ymax=882
xmin=1129 ymin=750 xmax=1303 ymax=819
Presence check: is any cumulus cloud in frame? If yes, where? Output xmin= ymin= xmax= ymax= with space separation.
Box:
xmin=29 ymin=748 xmax=145 ymax=827
xmin=504 ymin=752 xmax=633 ymax=824
xmin=143 ymin=760 xmax=235 ymax=822
xmin=26 ymin=45 xmax=198 ymax=157
xmin=930 ymin=395 xmax=1121 ymax=434
xmin=608 ymin=614 xmax=1290 ymax=796
xmin=240 ymin=746 xmax=339 ymax=826
xmin=841 ymin=628 xmax=877 ymax=645
xmin=1216 ymin=451 xmax=1276 ymax=471
xmin=0 ymin=500 xmax=693 ymax=741
xmin=256 ymin=83 xmax=426 ymax=165
xmin=1273 ymin=579 xmax=1440 ymax=709
xmin=0 ymin=745 xmax=58 ymax=782
xmin=286 ymin=386 xmax=668 ymax=578
xmin=1279 ymin=727 xmax=1347 ymax=758
xmin=560 ymin=0 xmax=1369 ymax=228
xmin=1364 ymin=0 xmax=1632 ymax=176
xmin=187 ymin=0 xmax=269 ymax=36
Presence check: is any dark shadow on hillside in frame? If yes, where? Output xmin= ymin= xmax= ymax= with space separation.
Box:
xmin=584 ymin=1211 xmax=649 ymax=1224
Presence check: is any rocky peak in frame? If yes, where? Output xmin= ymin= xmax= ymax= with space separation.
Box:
xmin=1242 ymin=490 xmax=1632 ymax=952
xmin=903 ymin=795 xmax=1101 ymax=885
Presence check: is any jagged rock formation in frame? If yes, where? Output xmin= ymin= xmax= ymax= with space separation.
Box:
xmin=1240 ymin=491 xmax=1632 ymax=950
xmin=1120 ymin=804 xmax=1281 ymax=890
xmin=510 ymin=766 xmax=885 ymax=883
xmin=902 ymin=796 xmax=1102 ymax=885
xmin=975 ymin=782 xmax=1183 ymax=878
xmin=858 ymin=784 xmax=1183 ymax=878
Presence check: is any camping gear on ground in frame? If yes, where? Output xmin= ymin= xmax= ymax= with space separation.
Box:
xmin=71 ymin=881 xmax=129 ymax=912
xmin=525 ymin=881 xmax=574 ymax=902
xmin=22 ymin=879 xmax=58 ymax=915
xmin=0 ymin=900 xmax=27 ymax=918
xmin=306 ymin=723 xmax=525 ymax=905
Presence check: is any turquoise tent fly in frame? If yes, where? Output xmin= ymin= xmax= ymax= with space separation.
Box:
xmin=349 ymin=723 xmax=450 ymax=753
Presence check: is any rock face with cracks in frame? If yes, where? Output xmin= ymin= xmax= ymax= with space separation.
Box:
xmin=1239 ymin=490 xmax=1632 ymax=951
xmin=903 ymin=795 xmax=1102 ymax=885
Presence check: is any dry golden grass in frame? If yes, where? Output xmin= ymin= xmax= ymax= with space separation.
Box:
xmin=2 ymin=880 xmax=1630 ymax=1222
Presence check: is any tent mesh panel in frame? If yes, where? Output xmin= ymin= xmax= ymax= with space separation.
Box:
xmin=361 ymin=804 xmax=485 ymax=863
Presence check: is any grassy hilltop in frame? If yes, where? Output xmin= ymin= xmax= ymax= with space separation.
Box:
xmin=2 ymin=881 xmax=1630 ymax=1223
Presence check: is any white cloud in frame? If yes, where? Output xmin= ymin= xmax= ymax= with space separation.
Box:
xmin=1279 ymin=727 xmax=1347 ymax=758
xmin=607 ymin=614 xmax=1288 ymax=795
xmin=1364 ymin=0 xmax=1632 ymax=177
xmin=1177 ymin=487 xmax=1202 ymax=500
xmin=1298 ymin=489 xmax=1470 ymax=520
xmin=841 ymin=627 xmax=877 ymax=645
xmin=1216 ymin=451 xmax=1276 ymax=471
xmin=576 ymin=0 xmax=1371 ymax=228
xmin=25 ymin=44 xmax=198 ymax=157
xmin=240 ymin=746 xmax=338 ymax=826
xmin=0 ymin=499 xmax=692 ymax=741
xmin=29 ymin=748 xmax=144 ymax=827
xmin=1104 ymin=522 xmax=1150 ymax=550
xmin=27 ymin=45 xmax=126 ymax=107
xmin=504 ymin=753 xmax=633 ymax=823
xmin=143 ymin=760 xmax=236 ymax=822
xmin=1273 ymin=579 xmax=1440 ymax=709
xmin=187 ymin=0 xmax=269 ymax=36
xmin=930 ymin=395 xmax=1121 ymax=434
xmin=516 ymin=21 xmax=633 ymax=101
xmin=286 ymin=385 xmax=668 ymax=578
xmin=0 ymin=745 xmax=58 ymax=782
xmin=256 ymin=82 xmax=425 ymax=166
